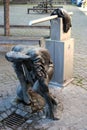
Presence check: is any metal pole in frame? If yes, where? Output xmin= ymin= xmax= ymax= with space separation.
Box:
xmin=29 ymin=15 xmax=58 ymax=25
xmin=3 ymin=0 xmax=10 ymax=36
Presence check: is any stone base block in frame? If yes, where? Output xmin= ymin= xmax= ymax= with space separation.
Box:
xmin=46 ymin=38 xmax=74 ymax=87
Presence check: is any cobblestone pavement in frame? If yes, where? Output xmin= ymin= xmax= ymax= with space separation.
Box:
xmin=0 ymin=4 xmax=87 ymax=130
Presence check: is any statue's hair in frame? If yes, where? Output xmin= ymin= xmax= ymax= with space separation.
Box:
xmin=51 ymin=8 xmax=72 ymax=33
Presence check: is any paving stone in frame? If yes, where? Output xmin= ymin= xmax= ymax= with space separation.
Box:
xmin=0 ymin=116 xmax=3 ymax=122
xmin=20 ymin=110 xmax=28 ymax=117
xmin=15 ymin=109 xmax=28 ymax=117
xmin=17 ymin=127 xmax=22 ymax=130
xmin=4 ymin=101 xmax=12 ymax=110
xmin=0 ymin=105 xmax=6 ymax=113
xmin=10 ymin=107 xmax=17 ymax=113
xmin=17 ymin=103 xmax=25 ymax=111
xmin=1 ymin=113 xmax=8 ymax=120
xmin=26 ymin=119 xmax=33 ymax=124
xmin=25 ymin=112 xmax=33 ymax=119
xmin=6 ymin=110 xmax=12 ymax=116
xmin=11 ymin=101 xmax=18 ymax=108
xmin=24 ymin=105 xmax=32 ymax=113
xmin=4 ymin=126 xmax=13 ymax=130
xmin=0 ymin=122 xmax=3 ymax=127
xmin=15 ymin=109 xmax=23 ymax=115
xmin=0 ymin=126 xmax=6 ymax=130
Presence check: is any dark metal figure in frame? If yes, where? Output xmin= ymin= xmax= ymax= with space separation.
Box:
xmin=5 ymin=45 xmax=57 ymax=120
xmin=51 ymin=8 xmax=72 ymax=33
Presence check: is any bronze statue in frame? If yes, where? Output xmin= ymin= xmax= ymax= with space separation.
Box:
xmin=51 ymin=8 xmax=72 ymax=33
xmin=5 ymin=45 xmax=57 ymax=120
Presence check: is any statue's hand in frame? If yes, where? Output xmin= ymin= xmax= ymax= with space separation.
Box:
xmin=5 ymin=51 xmax=31 ymax=62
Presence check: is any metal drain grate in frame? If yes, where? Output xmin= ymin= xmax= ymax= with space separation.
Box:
xmin=2 ymin=113 xmax=27 ymax=129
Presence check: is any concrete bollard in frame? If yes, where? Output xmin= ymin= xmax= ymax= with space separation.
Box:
xmin=46 ymin=18 xmax=74 ymax=87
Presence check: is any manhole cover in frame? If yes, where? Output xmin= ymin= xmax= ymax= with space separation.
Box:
xmin=2 ymin=113 xmax=27 ymax=129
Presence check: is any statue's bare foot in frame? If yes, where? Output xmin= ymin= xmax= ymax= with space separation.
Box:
xmin=17 ymin=85 xmax=31 ymax=105
xmin=23 ymin=93 xmax=31 ymax=105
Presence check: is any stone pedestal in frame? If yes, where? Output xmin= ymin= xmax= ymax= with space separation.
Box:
xmin=46 ymin=18 xmax=74 ymax=87
xmin=50 ymin=18 xmax=71 ymax=41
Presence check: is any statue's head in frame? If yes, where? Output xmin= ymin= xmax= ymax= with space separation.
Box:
xmin=5 ymin=51 xmax=31 ymax=63
xmin=51 ymin=8 xmax=72 ymax=33
xmin=5 ymin=45 xmax=33 ymax=63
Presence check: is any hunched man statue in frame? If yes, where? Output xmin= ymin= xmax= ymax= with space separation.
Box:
xmin=5 ymin=45 xmax=57 ymax=120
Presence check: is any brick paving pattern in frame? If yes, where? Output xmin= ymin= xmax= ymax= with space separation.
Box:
xmin=0 ymin=54 xmax=17 ymax=98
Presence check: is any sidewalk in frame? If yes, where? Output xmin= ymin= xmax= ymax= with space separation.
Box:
xmin=78 ymin=6 xmax=87 ymax=15
xmin=0 ymin=5 xmax=87 ymax=130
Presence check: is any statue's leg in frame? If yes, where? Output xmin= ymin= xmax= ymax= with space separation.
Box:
xmin=16 ymin=84 xmax=23 ymax=101
xmin=13 ymin=62 xmax=30 ymax=104
xmin=47 ymin=64 xmax=54 ymax=82
xmin=32 ymin=79 xmax=56 ymax=119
